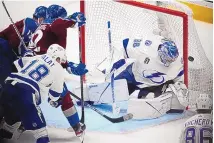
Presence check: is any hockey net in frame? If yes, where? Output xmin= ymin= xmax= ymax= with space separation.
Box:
xmin=80 ymin=0 xmax=213 ymax=108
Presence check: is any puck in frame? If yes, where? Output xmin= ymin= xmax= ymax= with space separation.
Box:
xmin=188 ymin=56 xmax=194 ymax=62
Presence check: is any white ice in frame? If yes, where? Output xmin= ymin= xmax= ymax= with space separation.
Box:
xmin=0 ymin=1 xmax=212 ymax=143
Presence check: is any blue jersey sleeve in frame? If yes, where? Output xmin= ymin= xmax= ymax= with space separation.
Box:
xmin=22 ymin=18 xmax=38 ymax=43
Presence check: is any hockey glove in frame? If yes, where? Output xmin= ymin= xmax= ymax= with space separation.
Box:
xmin=48 ymin=97 xmax=63 ymax=108
xmin=22 ymin=49 xmax=36 ymax=57
xmin=67 ymin=62 xmax=88 ymax=76
xmin=68 ymin=12 xmax=86 ymax=27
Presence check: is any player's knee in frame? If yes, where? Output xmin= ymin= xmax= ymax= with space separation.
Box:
xmin=61 ymin=92 xmax=75 ymax=111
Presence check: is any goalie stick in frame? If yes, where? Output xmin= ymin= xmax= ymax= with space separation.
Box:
xmin=69 ymin=91 xmax=133 ymax=123
xmin=2 ymin=1 xmax=28 ymax=55
xmin=107 ymin=21 xmax=120 ymax=115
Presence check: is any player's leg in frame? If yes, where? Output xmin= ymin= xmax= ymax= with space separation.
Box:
xmin=0 ymin=103 xmax=21 ymax=139
xmin=15 ymin=83 xmax=49 ymax=143
xmin=0 ymin=82 xmax=23 ymax=140
xmin=2 ymin=82 xmax=50 ymax=143
xmin=61 ymin=83 xmax=85 ymax=137
xmin=136 ymin=80 xmax=187 ymax=113
xmin=137 ymin=80 xmax=174 ymax=99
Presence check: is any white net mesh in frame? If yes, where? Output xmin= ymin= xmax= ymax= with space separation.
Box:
xmin=82 ymin=1 xmax=213 ymax=107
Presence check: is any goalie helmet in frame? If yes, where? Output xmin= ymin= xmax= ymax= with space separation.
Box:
xmin=196 ymin=94 xmax=212 ymax=111
xmin=47 ymin=44 xmax=67 ymax=64
xmin=33 ymin=6 xmax=47 ymax=19
xmin=157 ymin=40 xmax=179 ymax=67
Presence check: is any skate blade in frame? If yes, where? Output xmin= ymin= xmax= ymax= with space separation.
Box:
xmin=79 ymin=130 xmax=85 ymax=143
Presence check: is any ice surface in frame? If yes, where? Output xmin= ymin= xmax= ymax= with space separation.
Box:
xmin=0 ymin=1 xmax=212 ymax=143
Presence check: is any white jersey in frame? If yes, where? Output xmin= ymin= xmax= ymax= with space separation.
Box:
xmin=180 ymin=114 xmax=213 ymax=143
xmin=113 ymin=37 xmax=184 ymax=88
xmin=8 ymin=54 xmax=65 ymax=102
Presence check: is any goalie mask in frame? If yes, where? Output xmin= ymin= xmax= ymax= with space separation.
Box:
xmin=47 ymin=44 xmax=67 ymax=64
xmin=157 ymin=40 xmax=179 ymax=67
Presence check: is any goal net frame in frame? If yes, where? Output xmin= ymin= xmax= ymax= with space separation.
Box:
xmin=79 ymin=0 xmax=189 ymax=86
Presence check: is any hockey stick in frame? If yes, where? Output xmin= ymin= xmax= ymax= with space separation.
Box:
xmin=69 ymin=91 xmax=133 ymax=123
xmin=2 ymin=1 xmax=28 ymax=55
xmin=107 ymin=21 xmax=120 ymax=114
xmin=78 ymin=27 xmax=85 ymax=123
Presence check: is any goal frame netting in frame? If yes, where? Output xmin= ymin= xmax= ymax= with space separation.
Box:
xmin=79 ymin=0 xmax=189 ymax=86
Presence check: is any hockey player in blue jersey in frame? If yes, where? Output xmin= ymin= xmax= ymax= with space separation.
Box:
xmin=0 ymin=44 xmax=67 ymax=143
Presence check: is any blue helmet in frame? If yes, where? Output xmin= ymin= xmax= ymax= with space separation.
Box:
xmin=47 ymin=4 xmax=67 ymax=19
xmin=33 ymin=6 xmax=47 ymax=19
xmin=157 ymin=40 xmax=179 ymax=67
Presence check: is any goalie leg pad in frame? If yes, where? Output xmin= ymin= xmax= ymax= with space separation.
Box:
xmin=73 ymin=79 xmax=129 ymax=104
xmin=128 ymin=92 xmax=172 ymax=119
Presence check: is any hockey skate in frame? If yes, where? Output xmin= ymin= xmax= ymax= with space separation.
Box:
xmin=12 ymin=123 xmax=25 ymax=139
xmin=0 ymin=120 xmax=25 ymax=140
xmin=67 ymin=122 xmax=86 ymax=142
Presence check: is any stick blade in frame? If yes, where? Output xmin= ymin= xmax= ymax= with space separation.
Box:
xmin=105 ymin=113 xmax=133 ymax=123
xmin=123 ymin=113 xmax=133 ymax=121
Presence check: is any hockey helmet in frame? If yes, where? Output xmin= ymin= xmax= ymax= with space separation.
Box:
xmin=47 ymin=44 xmax=67 ymax=64
xmin=33 ymin=6 xmax=47 ymax=19
xmin=47 ymin=4 xmax=67 ymax=19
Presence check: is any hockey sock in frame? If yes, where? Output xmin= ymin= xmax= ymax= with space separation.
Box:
xmin=61 ymin=92 xmax=80 ymax=127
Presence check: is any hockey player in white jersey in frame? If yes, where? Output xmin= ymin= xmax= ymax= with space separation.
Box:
xmin=97 ymin=37 xmax=187 ymax=117
xmin=111 ymin=37 xmax=183 ymax=97
xmin=0 ymin=44 xmax=67 ymax=143
xmin=180 ymin=94 xmax=213 ymax=143
xmin=76 ymin=36 xmax=188 ymax=119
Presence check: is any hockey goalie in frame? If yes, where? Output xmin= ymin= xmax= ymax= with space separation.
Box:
xmin=74 ymin=1 xmax=191 ymax=119
xmin=74 ymin=34 xmax=189 ymax=119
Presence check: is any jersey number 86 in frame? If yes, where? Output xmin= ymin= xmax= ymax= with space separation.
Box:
xmin=185 ymin=127 xmax=212 ymax=143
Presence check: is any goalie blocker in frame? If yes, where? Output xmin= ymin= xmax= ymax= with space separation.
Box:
xmin=128 ymin=81 xmax=189 ymax=119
